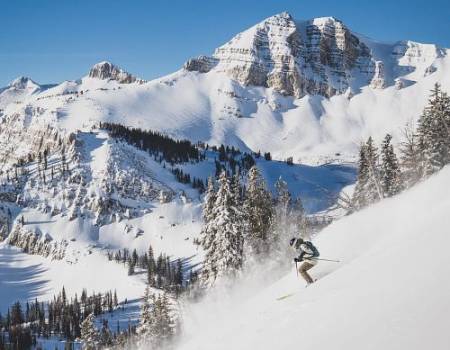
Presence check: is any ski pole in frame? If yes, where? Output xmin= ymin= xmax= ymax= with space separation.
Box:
xmin=295 ymin=260 xmax=298 ymax=276
xmin=312 ymin=258 xmax=340 ymax=263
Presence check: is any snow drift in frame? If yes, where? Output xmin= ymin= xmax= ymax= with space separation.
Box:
xmin=177 ymin=166 xmax=450 ymax=350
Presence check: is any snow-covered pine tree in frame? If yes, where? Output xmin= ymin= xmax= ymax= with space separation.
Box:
xmin=200 ymin=177 xmax=216 ymax=253
xmin=417 ymin=83 xmax=440 ymax=176
xmin=201 ymin=171 xmax=244 ymax=287
xmin=243 ymin=166 xmax=273 ymax=256
xmin=80 ymin=313 xmax=99 ymax=350
xmin=400 ymin=122 xmax=426 ymax=187
xmin=151 ymin=293 xmax=175 ymax=348
xmin=137 ymin=291 xmax=176 ymax=348
xmin=136 ymin=286 xmax=154 ymax=346
xmin=230 ymin=172 xmax=247 ymax=241
xmin=352 ymin=137 xmax=383 ymax=210
xmin=230 ymin=172 xmax=243 ymax=207
xmin=365 ymin=137 xmax=383 ymax=202
xmin=127 ymin=258 xmax=135 ymax=275
xmin=380 ymin=134 xmax=401 ymax=197
xmin=417 ymin=83 xmax=450 ymax=174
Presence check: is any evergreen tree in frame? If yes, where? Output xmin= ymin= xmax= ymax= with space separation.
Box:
xmin=417 ymin=83 xmax=450 ymax=174
xmin=10 ymin=301 xmax=23 ymax=326
xmin=136 ymin=287 xmax=153 ymax=346
xmin=127 ymin=259 xmax=135 ymax=276
xmin=174 ymin=259 xmax=183 ymax=293
xmin=230 ymin=172 xmax=247 ymax=241
xmin=201 ymin=171 xmax=244 ymax=287
xmin=137 ymin=291 xmax=175 ymax=348
xmin=80 ymin=313 xmax=99 ymax=350
xmin=380 ymin=134 xmax=401 ymax=197
xmin=352 ymin=137 xmax=382 ymax=210
xmin=365 ymin=137 xmax=383 ymax=201
xmin=243 ymin=166 xmax=273 ymax=256
xmin=200 ymin=177 xmax=216 ymax=253
xmin=150 ymin=293 xmax=174 ymax=348
xmin=99 ymin=320 xmax=113 ymax=347
xmin=147 ymin=245 xmax=156 ymax=287
xmin=61 ymin=147 xmax=67 ymax=179
xmin=400 ymin=122 xmax=426 ymax=187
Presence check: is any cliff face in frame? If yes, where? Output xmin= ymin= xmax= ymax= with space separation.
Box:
xmin=184 ymin=13 xmax=371 ymax=98
xmin=0 ymin=10 xmax=447 ymax=167
xmin=88 ymin=61 xmax=143 ymax=84
xmin=184 ymin=12 xmax=445 ymax=98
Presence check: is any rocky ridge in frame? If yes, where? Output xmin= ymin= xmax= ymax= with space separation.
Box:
xmin=88 ymin=61 xmax=145 ymax=84
xmin=184 ymin=12 xmax=446 ymax=98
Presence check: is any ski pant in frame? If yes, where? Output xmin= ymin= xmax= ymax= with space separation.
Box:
xmin=298 ymin=262 xmax=315 ymax=284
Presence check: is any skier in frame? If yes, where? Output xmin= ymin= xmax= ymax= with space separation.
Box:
xmin=290 ymin=237 xmax=320 ymax=284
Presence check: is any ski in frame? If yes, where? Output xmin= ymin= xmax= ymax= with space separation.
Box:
xmin=276 ymin=293 xmax=295 ymax=301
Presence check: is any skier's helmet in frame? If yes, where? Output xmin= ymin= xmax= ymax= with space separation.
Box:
xmin=290 ymin=237 xmax=303 ymax=247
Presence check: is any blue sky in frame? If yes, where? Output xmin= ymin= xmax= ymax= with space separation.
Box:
xmin=1 ymin=0 xmax=449 ymax=86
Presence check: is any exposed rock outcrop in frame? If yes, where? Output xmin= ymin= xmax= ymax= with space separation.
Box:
xmin=184 ymin=12 xmax=373 ymax=98
xmin=88 ymin=61 xmax=144 ymax=84
xmin=184 ymin=56 xmax=218 ymax=73
xmin=370 ymin=61 xmax=386 ymax=89
xmin=184 ymin=12 xmax=447 ymax=98
xmin=9 ymin=76 xmax=40 ymax=91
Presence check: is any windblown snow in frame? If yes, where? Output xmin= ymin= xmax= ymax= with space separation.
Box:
xmin=177 ymin=166 xmax=450 ymax=350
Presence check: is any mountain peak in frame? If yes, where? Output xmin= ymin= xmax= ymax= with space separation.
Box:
xmin=310 ymin=16 xmax=342 ymax=25
xmin=269 ymin=11 xmax=294 ymax=21
xmin=185 ymin=12 xmax=371 ymax=98
xmin=185 ymin=11 xmax=446 ymax=98
xmin=88 ymin=61 xmax=143 ymax=84
xmin=9 ymin=76 xmax=39 ymax=90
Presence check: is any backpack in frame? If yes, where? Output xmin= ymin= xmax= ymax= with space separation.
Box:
xmin=305 ymin=241 xmax=320 ymax=258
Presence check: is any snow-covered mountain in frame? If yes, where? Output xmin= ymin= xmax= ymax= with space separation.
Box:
xmin=88 ymin=61 xmax=145 ymax=84
xmin=0 ymin=76 xmax=54 ymax=111
xmin=0 ymin=12 xmax=449 ymax=166
xmin=186 ymin=12 xmax=446 ymax=97
xmin=0 ymin=10 xmax=449 ymax=349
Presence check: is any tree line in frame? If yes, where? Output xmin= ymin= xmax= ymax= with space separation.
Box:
xmin=102 ymin=245 xmax=185 ymax=349
xmin=100 ymin=122 xmax=283 ymax=195
xmin=100 ymin=122 xmax=201 ymax=164
xmin=352 ymin=83 xmax=450 ymax=210
xmin=0 ymin=287 xmax=119 ymax=349
xmin=106 ymin=245 xmax=193 ymax=296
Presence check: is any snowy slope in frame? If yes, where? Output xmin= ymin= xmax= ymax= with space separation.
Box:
xmin=177 ymin=166 xmax=450 ymax=350
xmin=0 ymin=242 xmax=146 ymax=314
xmin=0 ymin=13 xmax=449 ymax=166
xmin=0 ymin=11 xmax=449 ymax=348
xmin=0 ymin=126 xmax=353 ymax=312
xmin=0 ymin=77 xmax=46 ymax=111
